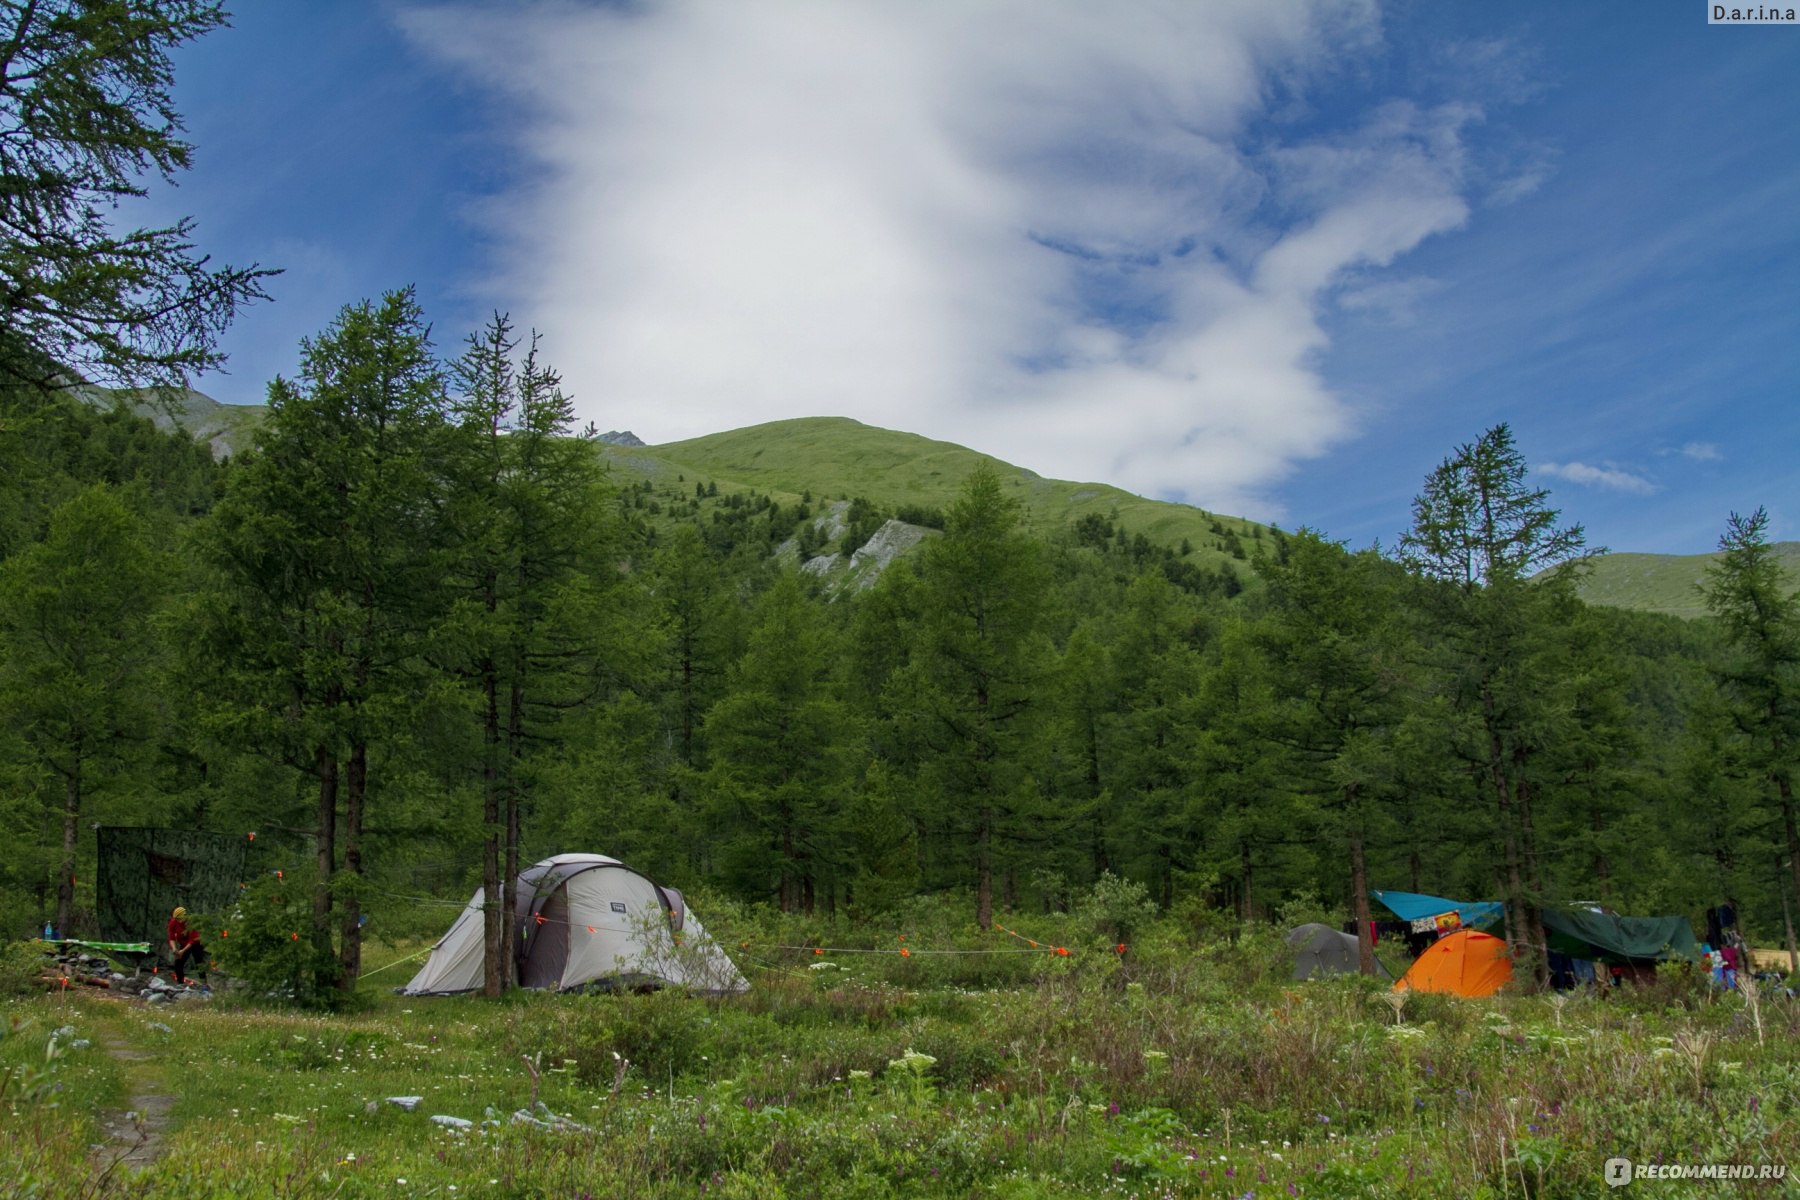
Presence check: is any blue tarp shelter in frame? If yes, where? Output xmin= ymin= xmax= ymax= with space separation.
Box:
xmin=1372 ymin=889 xmax=1505 ymax=932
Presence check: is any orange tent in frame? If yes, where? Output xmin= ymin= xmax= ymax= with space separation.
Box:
xmin=1394 ymin=930 xmax=1513 ymax=997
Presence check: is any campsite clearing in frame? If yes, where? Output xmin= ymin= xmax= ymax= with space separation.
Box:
xmin=4 ymin=925 xmax=1797 ymax=1198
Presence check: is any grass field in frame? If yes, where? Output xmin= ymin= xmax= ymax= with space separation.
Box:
xmin=4 ymin=902 xmax=1796 ymax=1199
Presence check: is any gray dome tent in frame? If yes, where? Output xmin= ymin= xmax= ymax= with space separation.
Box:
xmin=1286 ymin=922 xmax=1394 ymax=982
xmin=402 ymin=853 xmax=747 ymax=996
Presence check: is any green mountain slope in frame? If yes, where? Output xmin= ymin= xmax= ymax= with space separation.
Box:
xmin=79 ymin=384 xmax=266 ymax=458
xmin=1573 ymin=544 xmax=1800 ymax=620
xmin=627 ymin=416 xmax=1269 ymax=565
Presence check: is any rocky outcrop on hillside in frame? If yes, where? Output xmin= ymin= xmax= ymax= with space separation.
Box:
xmin=599 ymin=430 xmax=646 ymax=447
xmin=845 ymin=519 xmax=932 ymax=589
xmin=788 ymin=507 xmax=935 ymax=593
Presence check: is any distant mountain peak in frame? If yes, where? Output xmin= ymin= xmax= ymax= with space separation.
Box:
xmin=599 ymin=430 xmax=646 ymax=447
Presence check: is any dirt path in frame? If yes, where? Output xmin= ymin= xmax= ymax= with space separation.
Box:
xmin=93 ymin=1026 xmax=175 ymax=1171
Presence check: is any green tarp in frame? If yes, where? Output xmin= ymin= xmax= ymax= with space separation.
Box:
xmin=48 ymin=939 xmax=152 ymax=954
xmin=1541 ymin=908 xmax=1698 ymax=964
xmin=96 ymin=827 xmax=246 ymax=947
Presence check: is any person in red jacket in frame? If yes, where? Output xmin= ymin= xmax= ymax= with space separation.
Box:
xmin=166 ymin=906 xmax=208 ymax=987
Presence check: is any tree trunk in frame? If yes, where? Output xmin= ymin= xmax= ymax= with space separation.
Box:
xmin=1483 ymin=689 xmax=1533 ymax=988
xmin=1240 ymin=841 xmax=1254 ymax=922
xmin=976 ymin=808 xmax=992 ymax=930
xmin=482 ymin=660 xmax=503 ymax=997
xmin=313 ymin=745 xmax=338 ymax=942
xmin=1513 ymin=749 xmax=1550 ymax=988
xmin=501 ymin=681 xmax=525 ymax=980
xmin=1778 ymin=852 xmax=1798 ymax=976
xmin=1348 ymin=790 xmax=1375 ymax=976
xmin=338 ymin=741 xmax=366 ymax=991
xmin=55 ymin=755 xmax=81 ymax=937
xmin=781 ymin=828 xmax=797 ymax=914
xmin=1783 ymin=780 xmax=1800 ymax=976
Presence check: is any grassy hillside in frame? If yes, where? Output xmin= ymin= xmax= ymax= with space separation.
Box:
xmin=84 ymin=385 xmax=266 ymax=458
xmin=628 ymin=416 xmax=1270 ymax=569
xmin=1574 ymin=543 xmax=1800 ymax=620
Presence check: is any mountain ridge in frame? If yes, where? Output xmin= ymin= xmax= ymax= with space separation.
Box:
xmin=103 ymin=386 xmax=1789 ymax=617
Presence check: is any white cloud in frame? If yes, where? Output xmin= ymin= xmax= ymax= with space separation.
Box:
xmin=403 ymin=0 xmax=1479 ymax=519
xmin=1538 ymin=461 xmax=1657 ymax=495
xmin=1681 ymin=441 xmax=1722 ymax=462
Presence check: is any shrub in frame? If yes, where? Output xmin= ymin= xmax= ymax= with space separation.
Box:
xmin=214 ymin=874 xmax=352 ymax=1010
xmin=0 ymin=941 xmax=45 ymax=997
xmin=1075 ymin=872 xmax=1158 ymax=944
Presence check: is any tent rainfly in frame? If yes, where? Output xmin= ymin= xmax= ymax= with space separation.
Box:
xmin=402 ymin=853 xmax=747 ymax=996
xmin=1393 ymin=930 xmax=1513 ymax=997
xmin=1286 ymin=923 xmax=1394 ymax=982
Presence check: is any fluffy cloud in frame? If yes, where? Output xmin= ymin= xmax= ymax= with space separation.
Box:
xmin=404 ymin=0 xmax=1476 ymax=518
xmin=1538 ymin=461 xmax=1657 ymax=495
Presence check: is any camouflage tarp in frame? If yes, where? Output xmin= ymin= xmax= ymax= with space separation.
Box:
xmin=96 ymin=827 xmax=246 ymax=946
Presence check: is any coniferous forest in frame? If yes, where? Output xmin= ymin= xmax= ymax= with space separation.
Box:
xmin=13 ymin=9 xmax=1800 ymax=1197
xmin=2 ymin=2 xmax=1797 ymax=997
xmin=5 ymin=290 xmax=1797 ymax=997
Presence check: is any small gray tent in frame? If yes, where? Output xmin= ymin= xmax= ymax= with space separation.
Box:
xmin=1287 ymin=923 xmax=1394 ymax=982
xmin=402 ymin=853 xmax=747 ymax=996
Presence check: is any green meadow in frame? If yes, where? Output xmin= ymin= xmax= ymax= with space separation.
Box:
xmin=5 ymin=905 xmax=1796 ymax=1200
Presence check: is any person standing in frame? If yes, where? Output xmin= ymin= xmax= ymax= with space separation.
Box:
xmin=166 ymin=906 xmax=208 ymax=987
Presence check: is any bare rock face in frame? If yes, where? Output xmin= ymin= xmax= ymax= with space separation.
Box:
xmin=846 ymin=520 xmax=932 ymax=589
xmin=598 ymin=430 xmax=646 ymax=447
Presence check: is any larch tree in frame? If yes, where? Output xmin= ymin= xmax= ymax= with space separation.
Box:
xmin=193 ymin=290 xmax=447 ymax=992
xmin=0 ymin=484 xmax=162 ymax=934
xmin=1398 ymin=423 xmax=1589 ymax=987
xmin=0 ymin=0 xmax=270 ymax=391
xmin=904 ymin=461 xmax=1046 ymax=929
xmin=1701 ymin=507 xmax=1800 ymax=959
xmin=1255 ymin=532 xmax=1411 ymax=975
xmin=704 ymin=572 xmax=855 ymax=912
xmin=442 ymin=314 xmax=622 ymax=993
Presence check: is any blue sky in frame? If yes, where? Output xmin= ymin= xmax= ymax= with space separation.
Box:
xmin=145 ymin=1 xmax=1798 ymax=555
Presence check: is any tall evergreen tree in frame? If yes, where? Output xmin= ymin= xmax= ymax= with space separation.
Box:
xmin=1701 ymin=507 xmax=1800 ymax=952
xmin=1256 ymin=532 xmax=1412 ymax=973
xmin=705 ymin=572 xmax=854 ymax=911
xmin=193 ymin=290 xmax=447 ymax=991
xmin=904 ymin=462 xmax=1046 ymax=928
xmin=0 ymin=1 xmax=270 ymax=390
xmin=1398 ymin=424 xmax=1589 ymax=987
xmin=0 ymin=485 xmax=162 ymax=934
xmin=441 ymin=314 xmax=621 ymax=993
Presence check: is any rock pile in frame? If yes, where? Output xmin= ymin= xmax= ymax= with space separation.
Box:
xmin=37 ymin=943 xmax=213 ymax=1003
